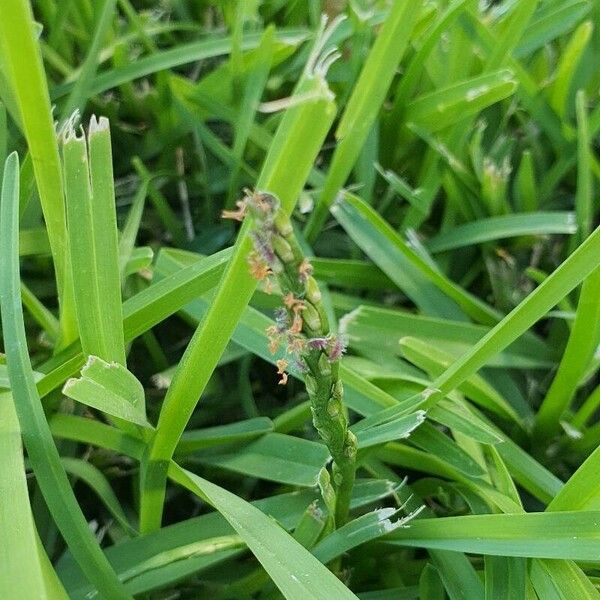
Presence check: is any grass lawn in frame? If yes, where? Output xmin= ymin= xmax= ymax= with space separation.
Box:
xmin=1 ymin=0 xmax=600 ymax=598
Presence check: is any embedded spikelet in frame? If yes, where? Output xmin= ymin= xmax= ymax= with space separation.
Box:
xmin=221 ymin=199 xmax=248 ymax=221
xmin=262 ymin=278 xmax=274 ymax=295
xmin=245 ymin=189 xmax=279 ymax=219
xmin=276 ymin=359 xmax=289 ymax=385
xmin=307 ymin=337 xmax=329 ymax=351
xmin=289 ymin=312 xmax=304 ymax=335
xmin=266 ymin=325 xmax=282 ymax=354
xmin=327 ymin=334 xmax=348 ymax=362
xmin=283 ymin=292 xmax=299 ymax=310
xmin=274 ymin=307 xmax=289 ymax=329
xmin=253 ymin=192 xmax=277 ymax=214
xmin=248 ymin=252 xmax=272 ymax=281
xmin=298 ymin=257 xmax=314 ymax=284
xmin=251 ymin=231 xmax=276 ymax=265
xmin=286 ymin=335 xmax=306 ymax=355
xmin=291 ymin=357 xmax=309 ymax=374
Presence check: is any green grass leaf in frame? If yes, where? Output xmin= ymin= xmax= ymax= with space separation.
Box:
xmin=62 ymin=356 xmax=148 ymax=427
xmin=387 ymin=510 xmax=600 ymax=560
xmin=424 ymin=222 xmax=600 ymax=406
xmin=332 ymin=193 xmax=501 ymax=324
xmin=425 ymin=212 xmax=577 ymax=253
xmin=0 ymin=394 xmax=47 ymax=599
xmin=63 ymin=116 xmax=126 ymax=365
xmin=176 ymin=417 xmax=274 ymax=454
xmin=405 ymin=70 xmax=517 ymax=132
xmin=305 ymin=0 xmax=419 ymax=240
xmin=191 ymin=433 xmax=329 ymax=487
xmin=0 ymin=0 xmax=75 ymax=343
xmin=169 ymin=465 xmax=359 ymax=600
xmin=0 ymin=152 xmax=131 ymax=598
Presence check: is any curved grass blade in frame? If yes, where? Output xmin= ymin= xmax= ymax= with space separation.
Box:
xmin=424 ymin=223 xmax=600 ymax=406
xmin=535 ymin=265 xmax=600 ymax=437
xmin=62 ymin=356 xmax=149 ymax=427
xmin=57 ymin=481 xmax=393 ymax=598
xmin=169 ymin=464 xmax=359 ymax=600
xmin=57 ymin=457 xmax=137 ymax=535
xmin=176 ymin=417 xmax=273 ymax=454
xmin=426 ymin=212 xmax=577 ymax=253
xmin=52 ymin=29 xmax=310 ymax=99
xmin=514 ymin=0 xmax=591 ymax=58
xmin=548 ymin=21 xmax=593 ymax=119
xmin=331 ymin=193 xmax=501 ymax=325
xmin=60 ymin=0 xmax=118 ymax=118
xmin=547 ymin=444 xmax=600 ymax=512
xmin=530 ymin=558 xmax=600 ymax=600
xmin=192 ymin=433 xmax=329 ymax=487
xmin=404 ymin=70 xmax=517 ymax=133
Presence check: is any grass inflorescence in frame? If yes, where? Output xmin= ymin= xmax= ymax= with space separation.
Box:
xmin=228 ymin=189 xmax=357 ymax=526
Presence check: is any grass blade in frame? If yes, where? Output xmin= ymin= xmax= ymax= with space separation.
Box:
xmin=305 ymin=1 xmax=418 ymax=241
xmin=424 ymin=223 xmax=600 ymax=404
xmin=0 ymin=152 xmax=131 ymax=599
xmin=140 ymin=33 xmax=338 ymax=532
xmin=62 ymin=356 xmax=149 ymax=427
xmin=426 ymin=212 xmax=577 ymax=253
xmin=0 ymin=393 xmax=47 ymax=599
xmin=169 ymin=464 xmax=359 ymax=600
xmin=535 ymin=265 xmax=600 ymax=436
xmin=388 ymin=510 xmax=600 ymax=560
xmin=60 ymin=0 xmax=118 ymax=117
xmin=63 ymin=116 xmax=126 ymax=365
xmin=0 ymin=0 xmax=75 ymax=344
xmin=332 ymin=193 xmax=500 ymax=324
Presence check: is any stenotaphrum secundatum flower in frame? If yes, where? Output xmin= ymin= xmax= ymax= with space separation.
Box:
xmin=223 ymin=189 xmax=357 ymax=526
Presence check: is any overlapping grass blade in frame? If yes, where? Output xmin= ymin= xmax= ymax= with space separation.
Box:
xmin=426 ymin=212 xmax=577 ymax=253
xmin=0 ymin=0 xmax=76 ymax=344
xmin=0 ymin=152 xmax=131 ymax=598
xmin=424 ymin=224 xmax=600 ymax=404
xmin=0 ymin=394 xmax=47 ymax=599
xmin=332 ymin=193 xmax=501 ymax=324
xmin=169 ymin=464 xmax=359 ymax=600
xmin=52 ymin=29 xmax=310 ymax=99
xmin=140 ymin=35 xmax=338 ymax=532
xmin=305 ymin=0 xmax=418 ymax=241
xmin=387 ymin=510 xmax=600 ymax=559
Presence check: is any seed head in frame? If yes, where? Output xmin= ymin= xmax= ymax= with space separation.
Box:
xmin=291 ymin=357 xmax=309 ymax=374
xmin=298 ymin=258 xmax=314 ymax=284
xmin=276 ymin=359 xmax=289 ymax=385
xmin=286 ymin=335 xmax=306 ymax=355
xmin=274 ymin=307 xmax=289 ymax=329
xmin=327 ymin=335 xmax=347 ymax=362
xmin=251 ymin=231 xmax=276 ymax=265
xmin=266 ymin=325 xmax=282 ymax=354
xmin=283 ymin=292 xmax=301 ymax=311
xmin=221 ymin=199 xmax=247 ymax=221
xmin=289 ymin=312 xmax=303 ymax=334
xmin=307 ymin=337 xmax=329 ymax=351
xmin=248 ymin=252 xmax=272 ymax=282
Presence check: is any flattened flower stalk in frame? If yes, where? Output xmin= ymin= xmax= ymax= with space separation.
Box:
xmin=224 ymin=190 xmax=357 ymax=526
